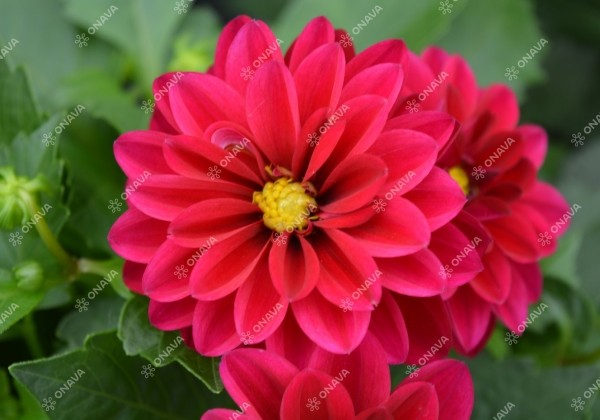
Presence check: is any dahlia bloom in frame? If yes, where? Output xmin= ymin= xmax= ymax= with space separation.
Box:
xmin=108 ymin=16 xmax=466 ymax=356
xmin=395 ymin=47 xmax=571 ymax=353
xmin=202 ymin=334 xmax=473 ymax=420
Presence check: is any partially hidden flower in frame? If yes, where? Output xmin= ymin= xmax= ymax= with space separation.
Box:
xmin=202 ymin=334 xmax=473 ymax=420
xmin=394 ymin=47 xmax=571 ymax=354
xmin=108 ymin=16 xmax=466 ymax=357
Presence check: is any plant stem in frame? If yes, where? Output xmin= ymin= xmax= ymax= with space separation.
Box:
xmin=22 ymin=314 xmax=44 ymax=359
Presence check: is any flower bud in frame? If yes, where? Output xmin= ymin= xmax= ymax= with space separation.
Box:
xmin=13 ymin=261 xmax=44 ymax=291
xmin=0 ymin=167 xmax=49 ymax=230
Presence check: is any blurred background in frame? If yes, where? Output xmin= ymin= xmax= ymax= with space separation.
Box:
xmin=0 ymin=0 xmax=599 ymax=418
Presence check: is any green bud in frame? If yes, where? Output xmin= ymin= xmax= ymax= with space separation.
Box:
xmin=167 ymin=36 xmax=215 ymax=73
xmin=13 ymin=261 xmax=44 ymax=291
xmin=0 ymin=167 xmax=49 ymax=230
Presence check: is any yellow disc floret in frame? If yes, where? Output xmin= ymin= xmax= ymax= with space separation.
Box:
xmin=448 ymin=166 xmax=469 ymax=196
xmin=253 ymin=178 xmax=317 ymax=233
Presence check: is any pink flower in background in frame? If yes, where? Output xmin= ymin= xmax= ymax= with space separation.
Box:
xmin=395 ymin=47 xmax=571 ymax=353
xmin=202 ymin=335 xmax=473 ymax=420
xmin=108 ymin=16 xmax=466 ymax=357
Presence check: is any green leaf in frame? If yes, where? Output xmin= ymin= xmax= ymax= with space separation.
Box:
xmin=56 ymin=296 xmax=124 ymax=350
xmin=273 ymin=0 xmax=465 ymax=52
xmin=0 ymin=58 xmax=41 ymax=145
xmin=0 ymin=285 xmax=43 ymax=335
xmin=64 ymin=0 xmax=185 ymax=90
xmin=118 ymin=295 xmax=222 ymax=393
xmin=9 ymin=332 xmax=223 ymax=420
xmin=469 ymin=353 xmax=600 ymax=418
xmin=438 ymin=0 xmax=545 ymax=97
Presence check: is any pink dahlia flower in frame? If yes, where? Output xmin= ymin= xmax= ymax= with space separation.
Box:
xmin=394 ymin=47 xmax=571 ymax=353
xmin=202 ymin=334 xmax=473 ymax=420
xmin=108 ymin=16 xmax=465 ymax=356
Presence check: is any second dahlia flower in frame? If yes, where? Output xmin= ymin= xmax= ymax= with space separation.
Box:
xmin=108 ymin=16 xmax=465 ymax=356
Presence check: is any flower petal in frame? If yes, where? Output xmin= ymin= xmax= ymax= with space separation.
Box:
xmin=220 ymin=348 xmax=298 ymax=419
xmin=114 ymin=131 xmax=172 ymax=179
xmin=378 ymin=249 xmax=444 ymax=297
xmin=286 ymin=16 xmax=335 ymax=73
xmin=446 ymin=286 xmax=493 ymax=353
xmin=108 ymin=208 xmax=168 ymax=263
xmin=368 ymin=291 xmax=409 ymax=363
xmin=148 ymin=297 xmax=196 ymax=330
xmin=247 ymin=61 xmax=299 ymax=167
xmin=470 ymin=246 xmax=512 ymax=304
xmin=266 ymin=312 xmax=317 ymax=370
xmin=190 ymin=222 xmax=270 ymax=300
xmin=384 ymin=382 xmax=439 ymax=420
xmin=213 ymin=15 xmax=253 ymax=79
xmin=142 ymin=240 xmax=194 ymax=302
xmin=345 ymin=40 xmax=407 ymax=81
xmin=269 ymin=234 xmax=320 ymax=301
xmin=193 ymin=294 xmax=239 ymax=356
xmin=385 ymin=111 xmax=457 ymax=151
xmin=292 ymin=290 xmax=371 ymax=354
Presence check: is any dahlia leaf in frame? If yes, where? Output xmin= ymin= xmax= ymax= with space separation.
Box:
xmin=118 ymin=296 xmax=222 ymax=393
xmin=438 ymin=0 xmax=545 ymax=96
xmin=0 ymin=59 xmax=41 ymax=145
xmin=274 ymin=0 xmax=464 ymax=51
xmin=56 ymin=296 xmax=124 ymax=350
xmin=9 ymin=332 xmax=221 ymax=419
xmin=0 ymin=285 xmax=43 ymax=336
xmin=64 ymin=0 xmax=185 ymax=90
xmin=468 ymin=353 xmax=600 ymax=418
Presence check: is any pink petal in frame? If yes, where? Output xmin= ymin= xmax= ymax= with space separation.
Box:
xmin=108 ymin=208 xmax=168 ymax=263
xmin=193 ymin=294 xmax=240 ymax=356
xmin=319 ymin=154 xmax=387 ymax=214
xmin=213 ymin=15 xmax=253 ymax=79
xmin=168 ymin=198 xmax=260 ymax=248
xmin=148 ymin=297 xmax=195 ymax=330
xmin=225 ymin=19 xmax=284 ymax=95
xmin=292 ymin=290 xmax=371 ymax=354
xmin=114 ymin=131 xmax=172 ymax=179
xmin=384 ymin=382 xmax=439 ymax=420
xmin=485 ymin=213 xmax=541 ymax=263
xmin=377 ymin=250 xmax=444 ymax=297
xmin=123 ymin=261 xmax=145 ymax=294
xmin=286 ymin=16 xmax=335 ymax=73
xmin=308 ymin=333 xmax=390 ymax=413
xmin=246 ymin=61 xmax=299 ymax=167
xmin=269 ymin=234 xmax=320 ymax=301
xmin=402 ymin=359 xmax=474 ymax=420
xmin=470 ymin=246 xmax=512 ymax=304
xmin=220 ymin=349 xmax=298 ymax=419
xmin=130 ymin=175 xmax=251 ymax=221
xmin=446 ymin=286 xmax=493 ymax=353
xmin=312 ymin=229 xmax=380 ymax=311
xmin=403 ymin=167 xmax=466 ymax=230
xmin=280 ymin=369 xmax=355 ymax=419
xmin=493 ymin=260 xmax=534 ymax=332
xmin=266 ymin=312 xmax=317 ymax=370
xmin=384 ymin=111 xmax=457 ymax=151
xmin=142 ymin=240 xmax=194 ymax=302
xmin=190 ymin=222 xmax=270 ymax=300
xmin=294 ymin=43 xmax=345 ymax=124
xmin=355 ymin=407 xmax=394 ymax=420
xmin=396 ymin=296 xmax=452 ymax=364
xmin=340 ymin=63 xmax=404 ymax=112
xmin=518 ymin=124 xmax=547 ymax=169
xmin=235 ymin=252 xmax=288 ymax=343
xmin=345 ymin=40 xmax=407 ymax=81
xmin=367 ymin=291 xmax=409 ymax=363
xmin=344 ymin=197 xmax=430 ymax=258
xmin=202 ymin=409 xmax=250 ymax=420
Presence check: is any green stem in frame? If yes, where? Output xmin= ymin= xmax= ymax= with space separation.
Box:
xmin=561 ymin=347 xmax=600 ymax=365
xmin=27 ymin=200 xmax=77 ymax=277
xmin=77 ymin=258 xmax=118 ymax=278
xmin=22 ymin=314 xmax=44 ymax=359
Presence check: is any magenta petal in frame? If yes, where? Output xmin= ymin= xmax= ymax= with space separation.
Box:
xmin=269 ymin=234 xmax=320 ymax=301
xmin=402 ymin=359 xmax=474 ymax=420
xmin=266 ymin=312 xmax=317 ymax=370
xmin=308 ymin=333 xmax=390 ymax=413
xmin=169 ymin=198 xmax=260 ymax=248
xmin=220 ymin=349 xmax=298 ymax=419
xmin=378 ymin=249 xmax=444 ymax=297
xmin=403 ymin=167 xmax=466 ymax=230
xmin=313 ymin=229 xmax=380 ymax=311
xmin=225 ymin=20 xmax=284 ymax=95
xmin=192 ymin=294 xmax=239 ymax=356
xmin=340 ymin=63 xmax=404 ymax=111
xmin=292 ymin=290 xmax=371 ymax=354
xmin=385 ymin=111 xmax=457 ymax=151
xmin=368 ymin=291 xmax=409 ymax=363
xmin=345 ymin=40 xmax=407 ymax=81
xmin=294 ymin=43 xmax=345 ymax=123
xmin=202 ymin=409 xmax=250 ymax=420
xmin=470 ymin=246 xmax=512 ymax=304
xmin=246 ymin=61 xmax=299 ymax=167
xmin=384 ymin=382 xmax=439 ymax=420
xmin=212 ymin=15 xmax=253 ymax=79
xmin=355 ymin=407 xmax=394 ymax=420
xmin=142 ymin=240 xmax=193 ymax=302
xmin=446 ymin=286 xmax=493 ymax=352
xmin=123 ymin=261 xmax=145 ymax=294
xmin=114 ymin=131 xmax=172 ymax=179
xmin=280 ymin=369 xmax=355 ymax=420
xmin=190 ymin=222 xmax=269 ymax=300
xmin=493 ymin=260 xmax=533 ymax=332
xmin=108 ymin=208 xmax=168 ymax=263
xmin=235 ymin=252 xmax=288 ymax=344
xmin=320 ymin=154 xmax=387 ymax=214
xmin=148 ymin=297 xmax=195 ymax=331
xmin=286 ymin=17 xmax=335 ymax=73
xmin=344 ymin=197 xmax=430 ymax=258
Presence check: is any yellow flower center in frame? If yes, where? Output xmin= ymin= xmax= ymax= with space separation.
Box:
xmin=253 ymin=178 xmax=317 ymax=233
xmin=448 ymin=166 xmax=469 ymax=195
